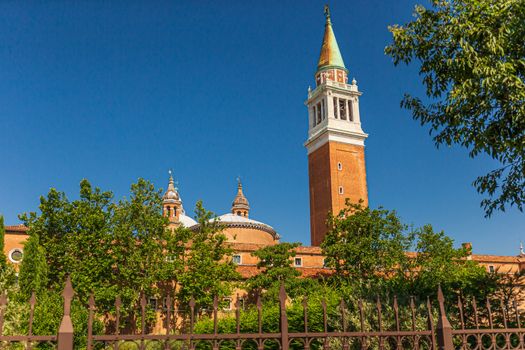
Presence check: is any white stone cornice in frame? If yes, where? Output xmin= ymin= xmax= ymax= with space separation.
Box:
xmin=304 ymin=127 xmax=368 ymax=154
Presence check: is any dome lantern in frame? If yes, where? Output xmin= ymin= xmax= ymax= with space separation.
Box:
xmin=231 ymin=178 xmax=250 ymax=218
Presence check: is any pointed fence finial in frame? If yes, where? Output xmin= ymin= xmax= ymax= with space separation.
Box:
xmin=58 ymin=276 xmax=75 ymax=350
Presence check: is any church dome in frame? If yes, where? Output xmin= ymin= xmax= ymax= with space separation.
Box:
xmin=179 ymin=214 xmax=197 ymax=228
xmin=215 ymin=213 xmax=279 ymax=245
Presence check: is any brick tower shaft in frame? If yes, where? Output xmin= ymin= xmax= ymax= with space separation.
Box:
xmin=305 ymin=5 xmax=369 ymax=246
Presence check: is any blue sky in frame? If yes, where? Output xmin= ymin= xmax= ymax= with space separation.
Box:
xmin=0 ymin=1 xmax=523 ymax=255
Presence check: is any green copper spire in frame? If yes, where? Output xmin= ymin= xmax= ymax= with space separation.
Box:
xmin=317 ymin=5 xmax=346 ymax=71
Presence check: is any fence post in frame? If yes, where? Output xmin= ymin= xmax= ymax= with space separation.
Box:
xmin=279 ymin=284 xmax=289 ymax=350
xmin=57 ymin=276 xmax=75 ymax=350
xmin=436 ymin=285 xmax=453 ymax=350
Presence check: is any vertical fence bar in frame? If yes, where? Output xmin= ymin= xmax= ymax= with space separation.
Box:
xmin=394 ymin=295 xmax=402 ymax=350
xmin=322 ymin=298 xmax=329 ymax=350
xmin=28 ymin=292 xmax=36 ymax=350
xmin=213 ymin=295 xmax=218 ymax=350
xmin=427 ymin=297 xmax=437 ymax=350
xmin=57 ymin=276 xmax=75 ymax=350
xmin=114 ymin=296 xmax=121 ymax=350
xmin=499 ymin=299 xmax=508 ymax=328
xmin=340 ymin=299 xmax=349 ymax=350
xmin=87 ymin=293 xmax=95 ymax=350
xmin=303 ymin=296 xmax=310 ymax=350
xmin=0 ymin=292 xmax=6 ymax=338
xmin=486 ymin=298 xmax=494 ymax=329
xmin=410 ymin=297 xmax=419 ymax=350
xmin=165 ymin=294 xmax=172 ymax=350
xmin=279 ymin=284 xmax=289 ymax=350
xmin=435 ymin=286 xmax=453 ymax=350
xmin=189 ymin=297 xmax=196 ymax=350
xmin=514 ymin=299 xmax=521 ymax=328
xmin=235 ymin=295 xmax=241 ymax=350
xmin=140 ymin=293 xmax=146 ymax=350
xmin=256 ymin=293 xmax=263 ymax=350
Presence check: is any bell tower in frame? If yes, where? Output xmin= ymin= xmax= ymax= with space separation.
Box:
xmin=305 ymin=6 xmax=369 ymax=246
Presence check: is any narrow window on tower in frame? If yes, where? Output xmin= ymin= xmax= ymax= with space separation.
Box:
xmin=333 ymin=97 xmax=338 ymax=118
xmin=312 ymin=106 xmax=317 ymax=127
xmin=348 ymin=99 xmax=354 ymax=121
xmin=338 ymin=186 xmax=344 ymax=195
xmin=337 ymin=162 xmax=342 ymax=171
xmin=339 ymin=98 xmax=347 ymax=120
xmin=321 ymin=98 xmax=326 ymax=120
xmin=316 ymin=102 xmax=322 ymax=124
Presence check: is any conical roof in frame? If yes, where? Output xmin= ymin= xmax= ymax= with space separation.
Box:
xmin=163 ymin=171 xmax=180 ymax=203
xmin=317 ymin=5 xmax=346 ymax=71
xmin=231 ymin=179 xmax=250 ymax=216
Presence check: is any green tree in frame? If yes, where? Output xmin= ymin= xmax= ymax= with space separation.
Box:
xmin=0 ymin=215 xmax=7 ymax=271
xmin=405 ymin=225 xmax=496 ymax=300
xmin=176 ymin=201 xmax=240 ymax=314
xmin=19 ymin=178 xmax=169 ymax=328
xmin=385 ymin=0 xmax=525 ymax=216
xmin=247 ymin=242 xmax=311 ymax=300
xmin=18 ymin=233 xmax=48 ymax=300
xmin=321 ymin=201 xmax=413 ymax=296
xmin=322 ymin=202 xmax=495 ymax=301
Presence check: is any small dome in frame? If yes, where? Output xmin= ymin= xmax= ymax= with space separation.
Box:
xmin=179 ymin=214 xmax=197 ymax=228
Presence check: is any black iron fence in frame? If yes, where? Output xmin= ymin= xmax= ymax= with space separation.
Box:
xmin=0 ymin=277 xmax=524 ymax=350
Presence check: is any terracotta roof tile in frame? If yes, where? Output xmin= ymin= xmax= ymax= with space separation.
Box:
xmin=4 ymin=225 xmax=29 ymax=234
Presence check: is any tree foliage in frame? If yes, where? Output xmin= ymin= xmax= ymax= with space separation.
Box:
xmin=18 ymin=233 xmax=48 ymax=300
xmin=176 ymin=201 xmax=240 ymax=314
xmin=322 ymin=202 xmax=495 ymax=300
xmin=18 ymin=179 xmax=238 ymax=328
xmin=322 ymin=201 xmax=413 ymax=290
xmin=247 ymin=242 xmax=305 ymax=300
xmin=385 ymin=0 xmax=525 ymax=216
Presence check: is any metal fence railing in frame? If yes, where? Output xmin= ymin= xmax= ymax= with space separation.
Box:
xmin=0 ymin=277 xmax=524 ymax=350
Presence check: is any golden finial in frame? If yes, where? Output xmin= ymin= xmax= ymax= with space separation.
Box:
xmin=324 ymin=4 xmax=331 ymax=19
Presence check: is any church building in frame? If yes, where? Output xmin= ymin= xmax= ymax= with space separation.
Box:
xmin=2 ymin=7 xmax=523 ymax=294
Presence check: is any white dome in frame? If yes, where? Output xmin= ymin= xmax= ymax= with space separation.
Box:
xmin=215 ymin=213 xmax=270 ymax=227
xmin=179 ymin=214 xmax=197 ymax=227
xmin=215 ymin=213 xmax=277 ymax=237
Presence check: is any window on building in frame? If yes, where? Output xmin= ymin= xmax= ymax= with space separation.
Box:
xmin=294 ymin=257 xmax=303 ymax=267
xmin=312 ymin=106 xmax=317 ymax=127
xmin=323 ymin=259 xmax=328 ymax=268
xmin=338 ymin=186 xmax=344 ymax=195
xmin=337 ymin=162 xmax=342 ymax=171
xmin=223 ymin=297 xmax=232 ymax=311
xmin=316 ymin=102 xmax=322 ymax=124
xmin=339 ymin=98 xmax=347 ymax=120
xmin=348 ymin=99 xmax=354 ymax=121
xmin=232 ymin=255 xmax=242 ymax=265
xmin=9 ymin=249 xmax=23 ymax=264
xmin=333 ymin=97 xmax=338 ymax=118
xmin=488 ymin=265 xmax=495 ymax=273
xmin=321 ymin=99 xmax=326 ymax=120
